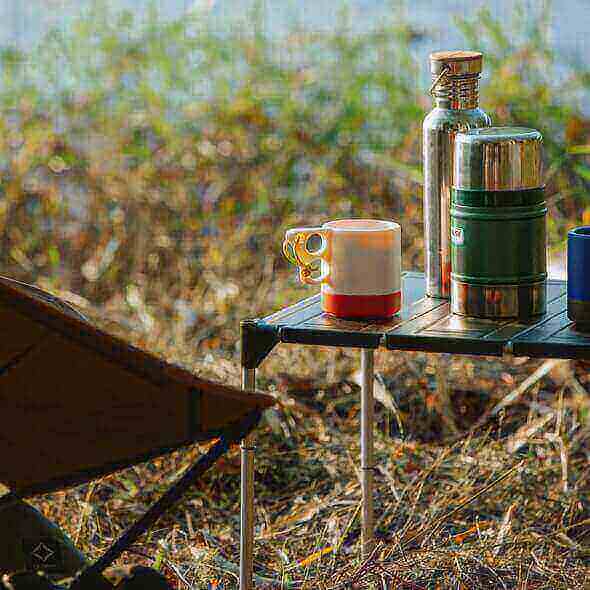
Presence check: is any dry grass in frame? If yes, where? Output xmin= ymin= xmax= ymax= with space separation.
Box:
xmin=2 ymin=4 xmax=589 ymax=587
xmin=28 ymin=241 xmax=590 ymax=589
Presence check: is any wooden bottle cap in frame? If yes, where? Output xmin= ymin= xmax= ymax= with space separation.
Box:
xmin=430 ymin=50 xmax=483 ymax=75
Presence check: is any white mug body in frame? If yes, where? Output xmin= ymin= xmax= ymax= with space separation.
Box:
xmin=320 ymin=219 xmax=401 ymax=318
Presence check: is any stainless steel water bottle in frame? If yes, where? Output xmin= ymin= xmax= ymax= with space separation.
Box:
xmin=423 ymin=51 xmax=491 ymax=299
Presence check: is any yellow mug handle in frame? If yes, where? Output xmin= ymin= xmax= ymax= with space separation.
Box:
xmin=282 ymin=228 xmax=331 ymax=285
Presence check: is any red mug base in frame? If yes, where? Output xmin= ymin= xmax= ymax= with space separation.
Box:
xmin=322 ymin=291 xmax=401 ymax=319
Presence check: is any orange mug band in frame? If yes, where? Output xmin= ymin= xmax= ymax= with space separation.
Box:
xmin=322 ymin=291 xmax=401 ymax=319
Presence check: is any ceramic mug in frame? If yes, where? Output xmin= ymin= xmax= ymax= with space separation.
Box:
xmin=283 ymin=219 xmax=401 ymax=319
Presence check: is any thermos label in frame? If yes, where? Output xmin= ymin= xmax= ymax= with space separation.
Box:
xmin=451 ymin=227 xmax=464 ymax=246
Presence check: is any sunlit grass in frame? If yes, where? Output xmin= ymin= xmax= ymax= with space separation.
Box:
xmin=1 ymin=2 xmax=590 ymax=587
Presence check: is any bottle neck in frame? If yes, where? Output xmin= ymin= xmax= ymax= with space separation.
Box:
xmin=432 ymin=72 xmax=480 ymax=110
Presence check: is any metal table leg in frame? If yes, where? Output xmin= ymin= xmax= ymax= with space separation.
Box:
xmin=240 ymin=367 xmax=256 ymax=590
xmin=360 ymin=349 xmax=375 ymax=559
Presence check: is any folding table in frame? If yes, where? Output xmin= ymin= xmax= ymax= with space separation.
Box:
xmin=238 ymin=271 xmax=590 ymax=589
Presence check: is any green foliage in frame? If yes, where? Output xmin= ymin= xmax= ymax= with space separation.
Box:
xmin=0 ymin=1 xmax=588 ymax=314
xmin=3 ymin=8 xmax=588 ymax=583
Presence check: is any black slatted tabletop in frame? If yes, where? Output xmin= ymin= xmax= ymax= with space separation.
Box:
xmin=244 ymin=272 xmax=590 ymax=364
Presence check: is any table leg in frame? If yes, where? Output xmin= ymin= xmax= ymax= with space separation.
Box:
xmin=360 ymin=349 xmax=375 ymax=559
xmin=240 ymin=367 xmax=256 ymax=590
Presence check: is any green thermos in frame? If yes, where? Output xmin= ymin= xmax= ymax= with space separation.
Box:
xmin=450 ymin=127 xmax=547 ymax=319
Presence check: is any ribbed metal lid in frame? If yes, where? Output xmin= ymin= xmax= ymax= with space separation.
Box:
xmin=454 ymin=127 xmax=543 ymax=190
xmin=430 ymin=50 xmax=483 ymax=76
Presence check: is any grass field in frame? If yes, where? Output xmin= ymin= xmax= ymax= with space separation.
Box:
xmin=1 ymin=2 xmax=590 ymax=587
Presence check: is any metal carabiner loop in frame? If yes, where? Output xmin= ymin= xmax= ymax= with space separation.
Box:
xmin=429 ymin=64 xmax=450 ymax=97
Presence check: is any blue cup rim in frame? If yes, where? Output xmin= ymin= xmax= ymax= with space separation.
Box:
xmin=569 ymin=226 xmax=590 ymax=239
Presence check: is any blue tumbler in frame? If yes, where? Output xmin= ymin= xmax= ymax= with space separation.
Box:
xmin=568 ymin=226 xmax=590 ymax=325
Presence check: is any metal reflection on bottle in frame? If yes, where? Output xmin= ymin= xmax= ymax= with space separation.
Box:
xmin=423 ymin=51 xmax=491 ymax=299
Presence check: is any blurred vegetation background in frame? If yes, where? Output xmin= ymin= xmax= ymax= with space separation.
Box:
xmin=2 ymin=3 xmax=590 ymax=586
xmin=1 ymin=1 xmax=589 ymax=355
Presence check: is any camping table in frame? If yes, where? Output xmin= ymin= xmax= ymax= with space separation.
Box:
xmin=238 ymin=271 xmax=590 ymax=589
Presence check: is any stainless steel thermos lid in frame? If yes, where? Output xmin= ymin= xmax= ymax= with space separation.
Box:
xmin=454 ymin=126 xmax=543 ymax=190
xmin=430 ymin=50 xmax=483 ymax=76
